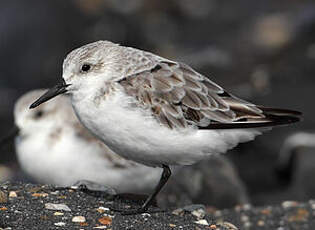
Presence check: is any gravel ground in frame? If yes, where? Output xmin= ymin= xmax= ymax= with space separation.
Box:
xmin=1 ymin=182 xmax=315 ymax=230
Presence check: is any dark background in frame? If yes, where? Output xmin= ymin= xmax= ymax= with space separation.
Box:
xmin=0 ymin=0 xmax=314 ymax=208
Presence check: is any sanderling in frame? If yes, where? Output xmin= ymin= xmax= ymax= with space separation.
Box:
xmin=30 ymin=40 xmax=301 ymax=214
xmin=13 ymin=89 xmax=161 ymax=193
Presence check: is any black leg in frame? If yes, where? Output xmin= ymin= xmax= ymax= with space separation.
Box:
xmin=141 ymin=165 xmax=171 ymax=209
xmin=111 ymin=165 xmax=171 ymax=215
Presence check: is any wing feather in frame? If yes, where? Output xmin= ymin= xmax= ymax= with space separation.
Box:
xmin=118 ymin=55 xmax=301 ymax=129
xmin=182 ymin=89 xmax=201 ymax=110
xmin=169 ymin=87 xmax=185 ymax=103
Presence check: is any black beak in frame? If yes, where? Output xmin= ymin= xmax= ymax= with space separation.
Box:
xmin=29 ymin=79 xmax=70 ymax=109
xmin=0 ymin=125 xmax=19 ymax=147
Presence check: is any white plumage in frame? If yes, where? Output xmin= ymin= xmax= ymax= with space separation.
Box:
xmin=15 ymin=89 xmax=161 ymax=192
xmin=72 ymin=86 xmax=264 ymax=167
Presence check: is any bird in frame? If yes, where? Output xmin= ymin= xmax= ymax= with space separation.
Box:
xmin=13 ymin=89 xmax=161 ymax=193
xmin=30 ymin=40 xmax=302 ymax=214
xmin=276 ymin=132 xmax=315 ymax=184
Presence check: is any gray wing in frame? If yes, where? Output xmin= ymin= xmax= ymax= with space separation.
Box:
xmin=118 ymin=60 xmax=301 ymax=129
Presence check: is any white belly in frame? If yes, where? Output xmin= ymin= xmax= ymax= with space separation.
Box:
xmin=72 ymin=90 xmax=263 ymax=167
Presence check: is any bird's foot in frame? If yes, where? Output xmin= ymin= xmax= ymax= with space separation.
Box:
xmin=110 ymin=206 xmax=148 ymax=215
xmin=110 ymin=206 xmax=164 ymax=215
xmin=71 ymin=180 xmax=116 ymax=195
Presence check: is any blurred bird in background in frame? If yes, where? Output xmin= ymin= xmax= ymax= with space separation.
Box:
xmin=10 ymin=89 xmax=162 ymax=193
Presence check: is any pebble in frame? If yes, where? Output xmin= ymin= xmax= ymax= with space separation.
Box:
xmin=244 ymin=222 xmax=252 ymax=228
xmin=191 ymin=209 xmax=206 ymax=220
xmin=50 ymin=191 xmax=59 ymax=195
xmin=9 ymin=191 xmax=17 ymax=198
xmin=54 ymin=212 xmax=64 ymax=216
xmin=97 ymin=206 xmax=110 ymax=213
xmin=45 ymin=203 xmax=71 ymax=212
xmin=194 ymin=219 xmax=209 ymax=226
xmin=98 ymin=216 xmax=112 ymax=225
xmin=243 ymin=204 xmax=252 ymax=211
xmin=72 ymin=216 xmax=86 ymax=223
xmin=32 ymin=193 xmax=48 ymax=198
xmin=0 ymin=191 xmax=8 ymax=203
xmin=173 ymin=204 xmax=206 ymax=219
xmin=282 ymin=201 xmax=298 ymax=209
xmin=220 ymin=222 xmax=239 ymax=230
xmin=241 ymin=215 xmax=249 ymax=222
xmin=257 ymin=220 xmax=265 ymax=226
xmin=260 ymin=208 xmax=272 ymax=215
xmin=172 ymin=208 xmax=184 ymax=216
xmin=141 ymin=213 xmax=151 ymax=217
xmin=54 ymin=222 xmax=66 ymax=227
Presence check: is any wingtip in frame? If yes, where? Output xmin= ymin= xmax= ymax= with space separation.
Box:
xmin=201 ymin=107 xmax=302 ymax=130
xmin=277 ymin=115 xmax=302 ymax=125
xmin=258 ymin=106 xmax=303 ymax=117
xmin=259 ymin=106 xmax=303 ymax=128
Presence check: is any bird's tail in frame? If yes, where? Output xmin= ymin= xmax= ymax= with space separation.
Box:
xmin=257 ymin=106 xmax=302 ymax=126
xmin=205 ymin=106 xmax=302 ymax=129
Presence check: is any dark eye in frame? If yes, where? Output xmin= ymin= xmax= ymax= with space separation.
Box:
xmin=34 ymin=110 xmax=44 ymax=119
xmin=81 ymin=64 xmax=91 ymax=72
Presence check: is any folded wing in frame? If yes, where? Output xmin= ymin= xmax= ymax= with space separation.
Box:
xmin=118 ymin=59 xmax=301 ymax=130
